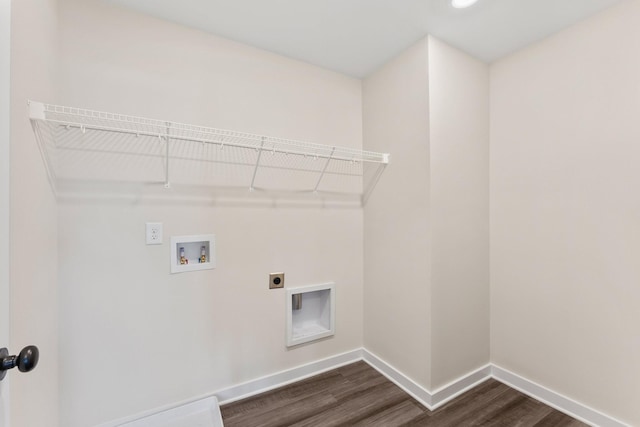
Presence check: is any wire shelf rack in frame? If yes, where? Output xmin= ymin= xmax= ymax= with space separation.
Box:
xmin=28 ymin=101 xmax=389 ymax=203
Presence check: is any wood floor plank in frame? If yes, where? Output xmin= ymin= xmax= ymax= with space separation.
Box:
xmin=223 ymin=393 xmax=338 ymax=427
xmin=351 ymin=400 xmax=426 ymax=426
xmin=290 ymin=381 xmax=408 ymax=427
xmin=405 ymin=380 xmax=512 ymax=426
xmin=533 ymin=410 xmax=588 ymax=427
xmin=510 ymin=403 xmax=554 ymax=427
xmin=472 ymin=394 xmax=535 ymax=425
xmin=220 ymin=362 xmax=589 ymax=427
xmin=329 ymin=365 xmax=390 ymax=401
xmin=491 ymin=393 xmax=554 ymax=427
xmin=221 ymin=371 xmax=344 ymax=419
xmin=221 ymin=375 xmax=347 ymax=425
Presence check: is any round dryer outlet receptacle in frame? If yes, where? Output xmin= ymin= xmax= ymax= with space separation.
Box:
xmin=269 ymin=272 xmax=285 ymax=289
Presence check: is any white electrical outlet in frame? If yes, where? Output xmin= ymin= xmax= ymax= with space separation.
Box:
xmin=146 ymin=222 xmax=163 ymax=245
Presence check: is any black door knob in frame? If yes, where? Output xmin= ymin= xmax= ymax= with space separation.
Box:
xmin=0 ymin=345 xmax=39 ymax=381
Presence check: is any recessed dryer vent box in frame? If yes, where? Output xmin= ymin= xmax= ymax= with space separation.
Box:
xmin=286 ymin=283 xmax=335 ymax=347
xmin=170 ymin=234 xmax=216 ymax=274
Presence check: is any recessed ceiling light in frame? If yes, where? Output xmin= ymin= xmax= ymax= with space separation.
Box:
xmin=452 ymin=0 xmax=479 ymax=8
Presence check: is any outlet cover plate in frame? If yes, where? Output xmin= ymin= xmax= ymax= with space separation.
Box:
xmin=146 ymin=222 xmax=163 ymax=245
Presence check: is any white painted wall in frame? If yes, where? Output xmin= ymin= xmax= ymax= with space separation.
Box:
xmin=363 ymin=36 xmax=489 ymax=392
xmin=490 ymin=1 xmax=640 ymax=425
xmin=0 ymin=0 xmax=11 ymax=425
xmin=9 ymin=0 xmax=59 ymax=426
xmin=428 ymin=36 xmax=490 ymax=389
xmin=56 ymin=1 xmax=364 ymax=425
xmin=363 ymin=38 xmax=432 ymax=389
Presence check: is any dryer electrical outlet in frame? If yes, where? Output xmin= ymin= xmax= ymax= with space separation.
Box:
xmin=269 ymin=273 xmax=285 ymax=289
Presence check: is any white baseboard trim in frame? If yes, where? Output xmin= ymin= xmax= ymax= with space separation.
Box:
xmin=97 ymin=396 xmax=223 ymax=427
xmin=216 ymin=348 xmax=364 ymax=405
xmin=362 ymin=349 xmax=492 ymax=411
xmin=430 ymin=363 xmax=492 ymax=409
xmin=362 ymin=349 xmax=435 ymax=409
xmin=99 ymin=350 xmax=631 ymax=427
xmin=98 ymin=349 xmax=362 ymax=427
xmin=492 ymin=365 xmax=629 ymax=427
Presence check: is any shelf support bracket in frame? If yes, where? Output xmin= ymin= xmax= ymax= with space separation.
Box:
xmin=362 ymin=162 xmax=388 ymax=206
xmin=249 ymin=137 xmax=266 ymax=192
xmin=313 ymin=147 xmax=336 ymax=193
xmin=30 ymin=121 xmax=57 ymax=196
xmin=164 ymin=122 xmax=171 ymax=188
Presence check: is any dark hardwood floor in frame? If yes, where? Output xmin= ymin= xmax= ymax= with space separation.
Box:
xmin=220 ymin=361 xmax=587 ymax=427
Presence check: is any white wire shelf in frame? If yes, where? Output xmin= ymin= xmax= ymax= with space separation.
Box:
xmin=28 ymin=101 xmax=389 ymax=203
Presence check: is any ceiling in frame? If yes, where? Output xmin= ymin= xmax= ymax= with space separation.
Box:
xmin=106 ymin=0 xmax=625 ymax=78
